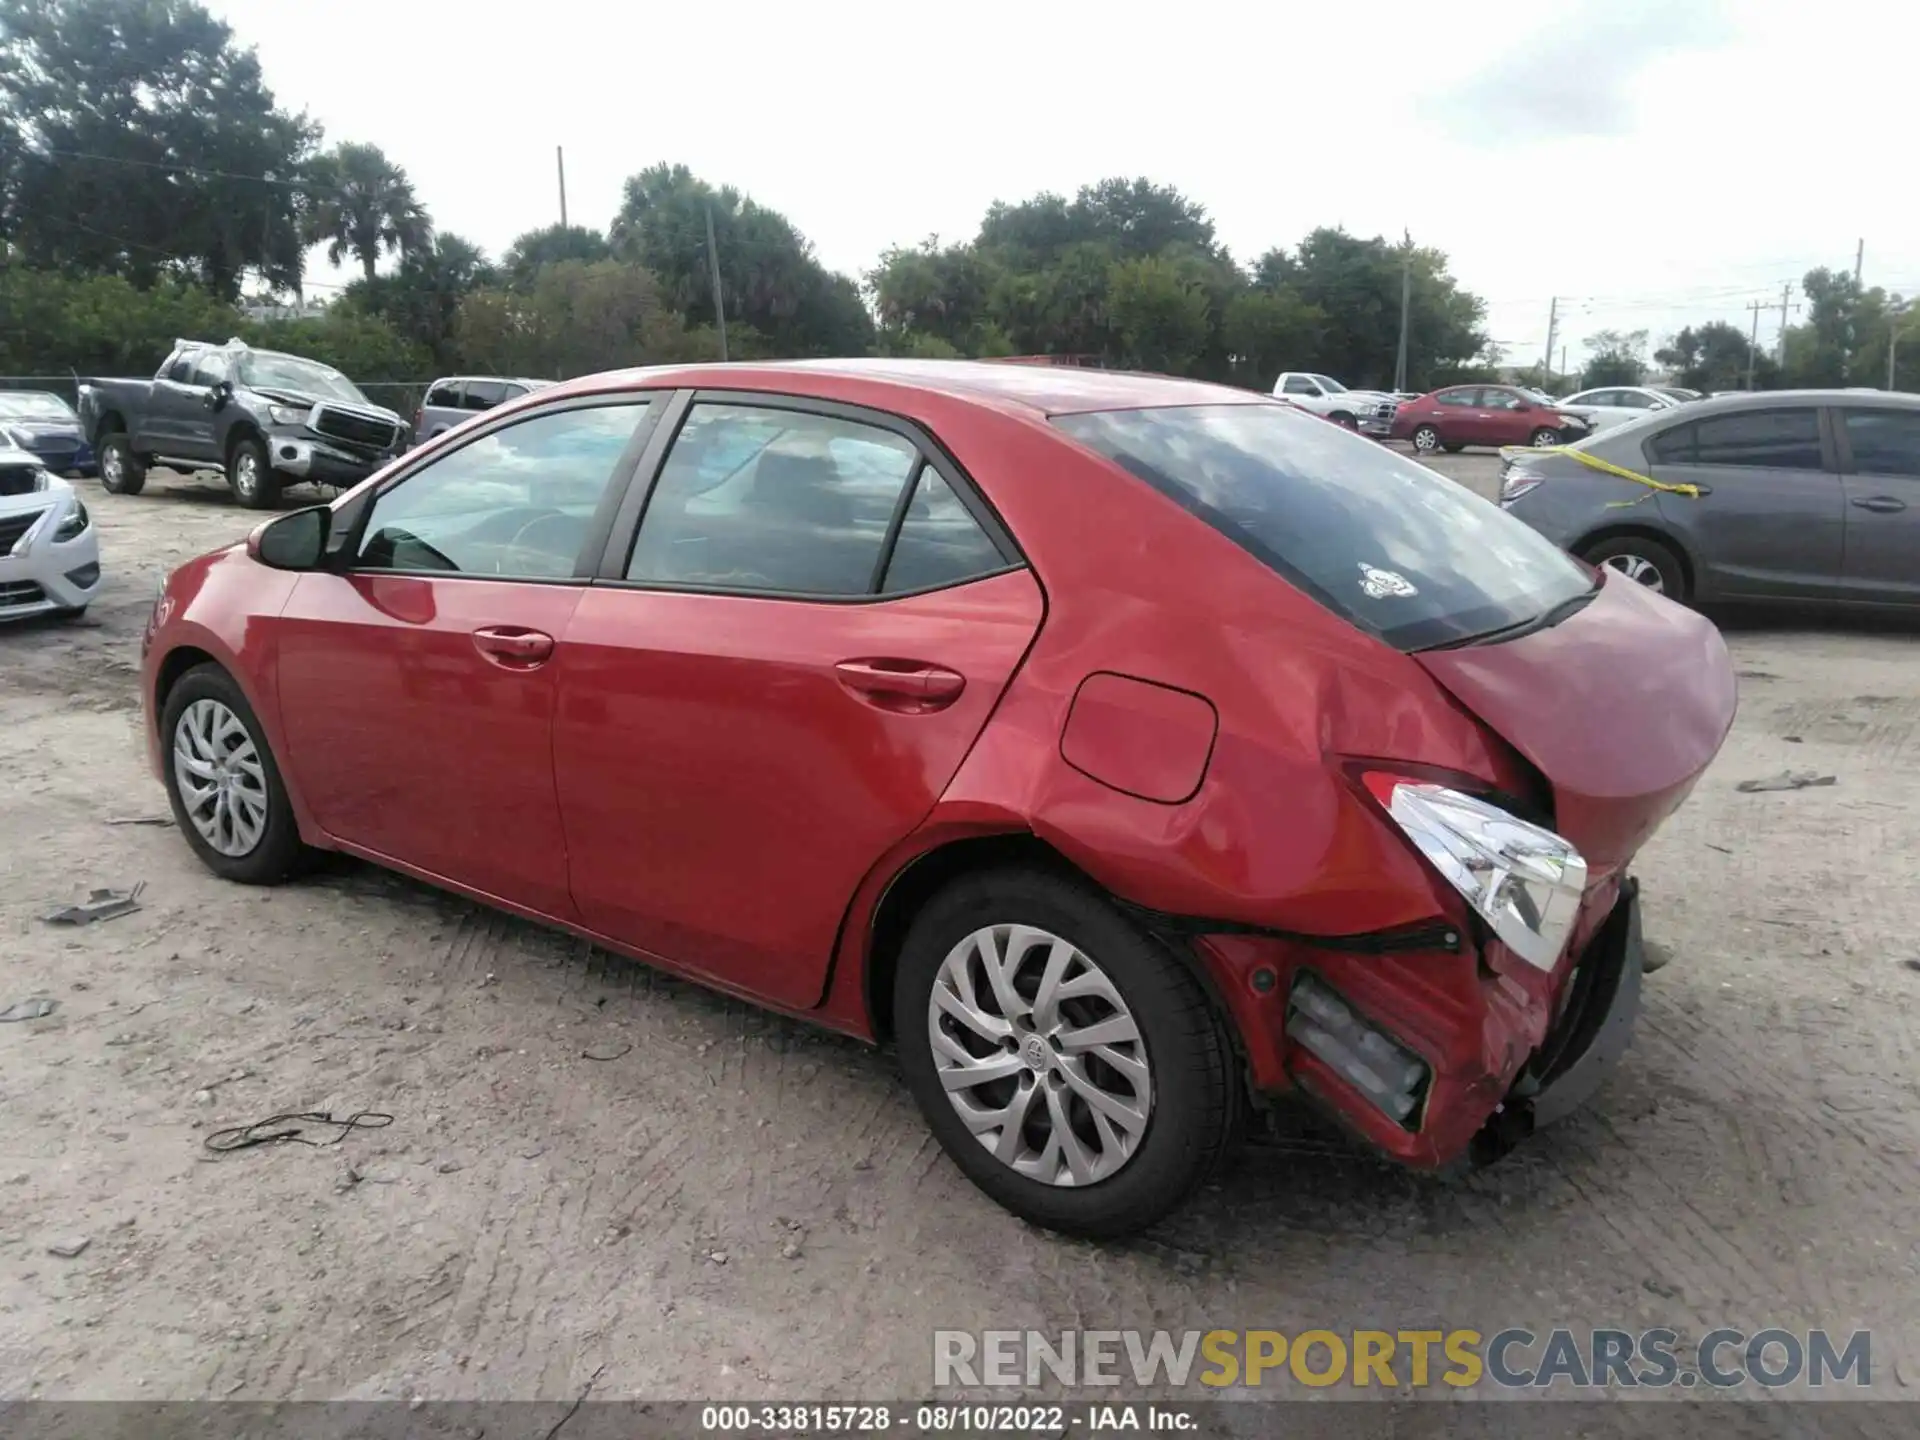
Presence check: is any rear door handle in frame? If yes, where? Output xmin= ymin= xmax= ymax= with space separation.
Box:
xmin=1852 ymin=496 xmax=1908 ymax=513
xmin=834 ymin=658 xmax=966 ymax=712
xmin=471 ymin=626 xmax=555 ymax=667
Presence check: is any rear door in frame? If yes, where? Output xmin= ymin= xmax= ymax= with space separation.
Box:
xmin=143 ymin=352 xmax=205 ymax=454
xmin=552 ymin=392 xmax=1041 ymax=1010
xmin=1834 ymin=406 xmax=1920 ymax=605
xmin=1642 ymin=405 xmax=1845 ymax=602
xmin=1430 ymin=387 xmax=1482 ymax=444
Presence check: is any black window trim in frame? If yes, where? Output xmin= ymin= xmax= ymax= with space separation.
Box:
xmin=1831 ymin=403 xmax=1920 ymax=477
xmin=329 ymin=390 xmax=670 ymax=585
xmin=590 ymin=387 xmax=1030 ymax=606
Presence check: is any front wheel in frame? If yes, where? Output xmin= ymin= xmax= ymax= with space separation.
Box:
xmin=227 ymin=436 xmax=281 ymax=510
xmin=160 ymin=663 xmax=312 ymax=883
xmin=1411 ymin=424 xmax=1441 ymax=454
xmin=1582 ymin=534 xmax=1688 ymax=602
xmin=894 ymin=868 xmax=1241 ymax=1238
xmin=1530 ymin=427 xmax=1563 ymax=448
xmin=98 ymin=434 xmax=146 ymax=496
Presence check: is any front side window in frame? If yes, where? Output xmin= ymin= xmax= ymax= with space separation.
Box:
xmin=1282 ymin=376 xmax=1317 ymax=396
xmin=190 ymin=352 xmax=230 ymax=389
xmin=1484 ymin=389 xmax=1527 ymax=411
xmin=358 ymin=401 xmax=656 ymax=578
xmin=1651 ymin=408 xmax=1824 ymax=470
xmin=1842 ymin=409 xmax=1920 ymax=478
xmin=465 ymin=380 xmax=509 ymax=411
xmin=626 ymin=403 xmax=921 ymax=596
xmin=1054 ymin=402 xmax=1594 ymax=651
xmin=1310 ymin=375 xmax=1347 ymax=394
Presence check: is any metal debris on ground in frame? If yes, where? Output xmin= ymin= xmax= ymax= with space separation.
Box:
xmin=581 ymin=1043 xmax=633 ymax=1062
xmin=42 ymin=882 xmax=147 ymax=926
xmin=0 ymin=998 xmax=59 ymax=1024
xmin=46 ymin=1237 xmax=91 ymax=1259
xmin=203 ymin=1110 xmax=394 ymax=1154
xmin=1736 ymin=771 xmax=1838 ymax=794
xmin=105 ymin=815 xmax=173 ymax=827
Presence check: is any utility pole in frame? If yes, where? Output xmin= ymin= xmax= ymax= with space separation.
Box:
xmin=704 ymin=202 xmax=729 ymax=362
xmin=1855 ymin=238 xmax=1864 ymax=285
xmin=1744 ymin=298 xmax=1766 ymax=389
xmin=1542 ymin=297 xmax=1559 ymax=387
xmin=556 ymin=147 xmax=568 ymax=228
xmin=1392 ymin=229 xmax=1411 ymax=394
xmin=1559 ymin=345 xmax=1567 ymax=385
xmin=1776 ymin=282 xmax=1799 ymax=365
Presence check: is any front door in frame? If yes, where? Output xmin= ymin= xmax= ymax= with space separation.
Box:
xmin=553 ymin=397 xmax=1043 ymax=1010
xmin=1836 ymin=406 xmax=1920 ymax=605
xmin=274 ymin=397 xmax=661 ymax=916
xmin=1644 ymin=404 xmax=1845 ymax=602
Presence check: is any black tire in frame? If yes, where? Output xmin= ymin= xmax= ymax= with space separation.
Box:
xmin=159 ymin=663 xmax=312 ymax=884
xmin=51 ymin=606 xmax=89 ymax=621
xmin=98 ymin=433 xmax=146 ymax=496
xmin=1411 ymin=424 xmax=1441 ymax=454
xmin=894 ymin=867 xmax=1241 ymax=1238
xmin=1441 ymin=442 xmax=1465 ymax=453
xmin=227 ymin=435 xmax=281 ymax=510
xmin=1581 ymin=534 xmax=1689 ymax=603
xmin=1530 ymin=427 xmax=1563 ymax=448
xmin=1328 ymin=411 xmax=1359 ymax=430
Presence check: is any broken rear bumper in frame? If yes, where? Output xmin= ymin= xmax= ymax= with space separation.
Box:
xmin=1191 ymin=878 xmax=1644 ymax=1168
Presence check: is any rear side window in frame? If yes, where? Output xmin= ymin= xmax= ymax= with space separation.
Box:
xmin=882 ymin=469 xmax=1007 ymax=594
xmin=1841 ymin=409 xmax=1920 ymax=478
xmin=627 ymin=404 xmax=921 ymax=596
xmin=1433 ymin=389 xmax=1477 ymax=408
xmin=1651 ymin=408 xmax=1823 ymax=470
xmin=1053 ymin=403 xmax=1593 ymax=651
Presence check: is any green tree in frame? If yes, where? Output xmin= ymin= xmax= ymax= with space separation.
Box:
xmin=0 ymin=0 xmax=318 ymax=299
xmin=303 ymin=141 xmax=433 ymax=283
xmin=502 ymin=224 xmax=611 ymax=288
xmin=1106 ymin=255 xmax=1212 ymax=374
xmin=342 ymin=232 xmax=495 ymax=368
xmin=1580 ymin=328 xmax=1650 ymax=387
xmin=1068 ymin=177 xmax=1216 ymax=259
xmin=868 ymin=239 xmax=998 ymax=351
xmin=610 ymin=162 xmax=863 ymax=356
xmin=1222 ymin=286 xmax=1325 ymax=388
xmin=1655 ymin=321 xmax=1774 ymax=392
xmin=451 ymin=259 xmax=712 ymax=378
xmin=0 ymin=266 xmax=239 ymax=374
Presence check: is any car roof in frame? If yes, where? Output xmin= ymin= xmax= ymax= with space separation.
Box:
xmin=1663 ymin=387 xmax=1920 ymax=412
xmin=543 ymin=358 xmax=1268 ymax=418
xmin=433 ymin=375 xmax=549 ymax=387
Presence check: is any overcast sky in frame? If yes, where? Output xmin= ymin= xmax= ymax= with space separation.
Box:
xmin=209 ymin=0 xmax=1917 ymax=374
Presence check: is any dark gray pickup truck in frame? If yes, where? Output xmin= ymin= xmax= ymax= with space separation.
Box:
xmin=78 ymin=338 xmax=409 ymax=509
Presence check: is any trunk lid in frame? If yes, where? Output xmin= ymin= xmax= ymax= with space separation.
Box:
xmin=1412 ymin=573 xmax=1736 ymax=869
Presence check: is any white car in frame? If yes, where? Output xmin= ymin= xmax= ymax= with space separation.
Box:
xmin=1 ymin=442 xmax=102 ymax=622
xmin=1555 ymin=385 xmax=1689 ymax=432
xmin=1270 ymin=372 xmax=1401 ymax=436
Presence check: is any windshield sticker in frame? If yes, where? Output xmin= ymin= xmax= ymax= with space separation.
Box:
xmin=1359 ymin=563 xmax=1418 ymax=599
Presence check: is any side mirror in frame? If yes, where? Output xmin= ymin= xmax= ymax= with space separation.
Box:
xmin=247 ymin=505 xmax=330 ymax=570
xmin=203 ymin=381 xmax=233 ymax=412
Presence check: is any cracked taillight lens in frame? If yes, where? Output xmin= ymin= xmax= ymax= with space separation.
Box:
xmin=1363 ymin=773 xmax=1588 ymax=971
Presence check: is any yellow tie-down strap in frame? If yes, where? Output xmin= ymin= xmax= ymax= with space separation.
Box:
xmin=1496 ymin=444 xmax=1704 ymax=507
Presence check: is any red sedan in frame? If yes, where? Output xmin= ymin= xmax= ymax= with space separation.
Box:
xmin=1392 ymin=384 xmax=1595 ymax=454
xmin=140 ymin=361 xmax=1734 ymax=1236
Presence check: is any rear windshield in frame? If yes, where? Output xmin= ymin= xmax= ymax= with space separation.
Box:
xmin=1053 ymin=403 xmax=1595 ymax=651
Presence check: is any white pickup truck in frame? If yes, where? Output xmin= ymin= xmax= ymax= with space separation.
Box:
xmin=1270 ymin=372 xmax=1401 ymax=436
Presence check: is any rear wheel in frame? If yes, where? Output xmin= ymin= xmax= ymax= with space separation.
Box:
xmin=98 ymin=434 xmax=146 ymax=496
xmin=1582 ymin=534 xmax=1687 ymax=602
xmin=1442 ymin=442 xmax=1465 ymax=453
xmin=1411 ymin=424 xmax=1441 ymax=454
xmin=227 ymin=435 xmax=281 ymax=510
xmin=1329 ymin=411 xmax=1359 ymax=430
xmin=160 ymin=664 xmax=312 ymax=884
xmin=894 ymin=868 xmax=1240 ymax=1238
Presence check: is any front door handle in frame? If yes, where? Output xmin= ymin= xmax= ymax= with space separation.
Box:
xmin=1852 ymin=495 xmax=1908 ymax=513
xmin=834 ymin=658 xmax=966 ymax=712
xmin=472 ymin=625 xmax=555 ymax=667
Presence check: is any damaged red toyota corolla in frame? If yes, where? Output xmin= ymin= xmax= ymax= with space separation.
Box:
xmin=140 ymin=361 xmax=1735 ymax=1236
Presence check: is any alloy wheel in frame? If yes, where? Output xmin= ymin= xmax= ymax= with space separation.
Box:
xmin=172 ymin=698 xmax=270 ymax=856
xmin=103 ymin=446 xmax=123 ymax=486
xmin=927 ymin=924 xmax=1153 ymax=1186
xmin=235 ymin=450 xmax=259 ymax=501
xmin=1600 ymin=553 xmax=1665 ymax=592
xmin=1532 ymin=429 xmax=1561 ymax=447
xmin=1413 ymin=427 xmax=1439 ymax=452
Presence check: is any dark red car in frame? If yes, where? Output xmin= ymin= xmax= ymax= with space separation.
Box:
xmin=140 ymin=361 xmax=1734 ymax=1236
xmin=1392 ymin=384 xmax=1595 ymax=454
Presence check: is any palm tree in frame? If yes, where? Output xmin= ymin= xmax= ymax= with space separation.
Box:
xmin=304 ymin=142 xmax=433 ymax=282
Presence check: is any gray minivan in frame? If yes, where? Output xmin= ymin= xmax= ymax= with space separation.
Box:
xmin=414 ymin=376 xmax=552 ymax=443
xmin=1498 ymin=389 xmax=1920 ymax=609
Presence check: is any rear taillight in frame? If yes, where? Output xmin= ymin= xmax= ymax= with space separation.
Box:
xmin=1499 ymin=470 xmax=1543 ymax=504
xmin=1362 ymin=772 xmax=1587 ymax=971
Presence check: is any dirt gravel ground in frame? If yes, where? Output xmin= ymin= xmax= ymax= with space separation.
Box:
xmin=2 ymin=455 xmax=1917 ymax=1406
